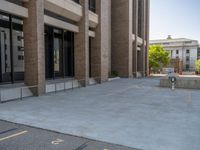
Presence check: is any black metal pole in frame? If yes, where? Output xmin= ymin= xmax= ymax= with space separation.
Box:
xmin=9 ymin=15 xmax=14 ymax=83
xmin=62 ymin=30 xmax=65 ymax=78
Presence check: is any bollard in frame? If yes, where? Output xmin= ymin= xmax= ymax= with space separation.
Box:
xmin=169 ymin=76 xmax=176 ymax=90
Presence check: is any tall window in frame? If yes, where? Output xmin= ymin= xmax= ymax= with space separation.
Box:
xmin=72 ymin=0 xmax=79 ymax=4
xmin=89 ymin=0 xmax=96 ymax=13
xmin=186 ymin=64 xmax=190 ymax=71
xmin=186 ymin=56 xmax=190 ymax=61
xmin=186 ymin=49 xmax=190 ymax=54
xmin=45 ymin=25 xmax=74 ymax=79
xmin=0 ymin=12 xmax=24 ymax=83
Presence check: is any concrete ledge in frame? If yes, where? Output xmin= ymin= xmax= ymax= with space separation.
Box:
xmin=44 ymin=0 xmax=82 ymax=22
xmin=160 ymin=76 xmax=200 ymax=89
xmin=44 ymin=15 xmax=79 ymax=33
xmin=0 ymin=86 xmax=33 ymax=102
xmin=89 ymin=11 xmax=98 ymax=28
xmin=0 ymin=0 xmax=28 ymax=18
xmin=46 ymin=80 xmax=80 ymax=93
xmin=108 ymin=77 xmax=120 ymax=81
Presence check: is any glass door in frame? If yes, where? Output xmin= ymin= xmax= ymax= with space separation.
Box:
xmin=53 ymin=30 xmax=63 ymax=78
xmin=89 ymin=37 xmax=92 ymax=77
xmin=45 ymin=25 xmax=74 ymax=80
xmin=64 ymin=31 xmax=74 ymax=77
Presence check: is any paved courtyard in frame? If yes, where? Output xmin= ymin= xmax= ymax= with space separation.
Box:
xmin=0 ymin=78 xmax=200 ymax=150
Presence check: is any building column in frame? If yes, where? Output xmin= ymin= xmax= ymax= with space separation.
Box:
xmin=91 ymin=0 xmax=111 ymax=82
xmin=74 ymin=0 xmax=89 ymax=86
xmin=23 ymin=0 xmax=45 ymax=96
xmin=138 ymin=0 xmax=146 ymax=77
xmin=111 ymin=0 xmax=133 ymax=78
xmin=145 ymin=0 xmax=150 ymax=76
xmin=133 ymin=0 xmax=138 ymax=77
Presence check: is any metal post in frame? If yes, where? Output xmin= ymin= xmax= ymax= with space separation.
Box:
xmin=0 ymin=90 xmax=2 ymax=103
xmin=9 ymin=15 xmax=14 ymax=83
xmin=172 ymin=82 xmax=175 ymax=90
xmin=72 ymin=80 xmax=74 ymax=90
xmin=55 ymin=83 xmax=57 ymax=93
xmin=20 ymin=88 xmax=23 ymax=100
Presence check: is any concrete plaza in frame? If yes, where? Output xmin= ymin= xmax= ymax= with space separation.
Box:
xmin=0 ymin=78 xmax=200 ymax=150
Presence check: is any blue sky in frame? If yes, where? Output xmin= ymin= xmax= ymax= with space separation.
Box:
xmin=150 ymin=0 xmax=200 ymax=42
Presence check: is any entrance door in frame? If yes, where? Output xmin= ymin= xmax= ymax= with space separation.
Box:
xmin=53 ymin=34 xmax=63 ymax=77
xmin=64 ymin=31 xmax=74 ymax=77
xmin=0 ymin=27 xmax=11 ymax=82
xmin=45 ymin=25 xmax=74 ymax=79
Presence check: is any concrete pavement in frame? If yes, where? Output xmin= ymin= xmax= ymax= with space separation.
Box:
xmin=0 ymin=120 xmax=138 ymax=150
xmin=0 ymin=78 xmax=200 ymax=150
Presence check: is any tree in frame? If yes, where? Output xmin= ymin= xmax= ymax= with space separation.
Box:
xmin=149 ymin=45 xmax=170 ymax=72
xmin=195 ymin=59 xmax=200 ymax=74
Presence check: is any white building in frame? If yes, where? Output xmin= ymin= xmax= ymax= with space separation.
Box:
xmin=198 ymin=45 xmax=200 ymax=59
xmin=150 ymin=36 xmax=199 ymax=71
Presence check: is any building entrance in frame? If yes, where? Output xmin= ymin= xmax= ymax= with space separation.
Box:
xmin=45 ymin=25 xmax=74 ymax=79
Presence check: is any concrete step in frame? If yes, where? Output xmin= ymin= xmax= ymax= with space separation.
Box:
xmin=89 ymin=78 xmax=97 ymax=85
xmin=46 ymin=79 xmax=80 ymax=93
xmin=0 ymin=85 xmax=33 ymax=102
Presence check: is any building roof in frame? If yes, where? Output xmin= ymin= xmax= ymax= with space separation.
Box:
xmin=150 ymin=38 xmax=198 ymax=44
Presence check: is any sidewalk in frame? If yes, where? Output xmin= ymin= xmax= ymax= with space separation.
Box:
xmin=0 ymin=78 xmax=200 ymax=150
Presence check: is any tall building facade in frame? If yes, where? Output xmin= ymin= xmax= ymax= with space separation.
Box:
xmin=150 ymin=36 xmax=199 ymax=71
xmin=111 ymin=0 xmax=150 ymax=77
xmin=0 ymin=0 xmax=149 ymax=95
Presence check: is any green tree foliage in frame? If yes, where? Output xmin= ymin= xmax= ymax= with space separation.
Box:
xmin=195 ymin=59 xmax=200 ymax=73
xmin=149 ymin=45 xmax=170 ymax=71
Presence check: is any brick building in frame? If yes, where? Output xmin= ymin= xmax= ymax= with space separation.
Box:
xmin=0 ymin=0 xmax=149 ymax=96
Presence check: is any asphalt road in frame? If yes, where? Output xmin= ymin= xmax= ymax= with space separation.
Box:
xmin=0 ymin=120 xmax=139 ymax=150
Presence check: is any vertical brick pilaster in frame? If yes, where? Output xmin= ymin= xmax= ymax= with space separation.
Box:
xmin=111 ymin=0 xmax=133 ymax=78
xmin=133 ymin=0 xmax=138 ymax=77
xmin=91 ymin=0 xmax=111 ymax=82
xmin=145 ymin=0 xmax=150 ymax=76
xmin=138 ymin=0 xmax=146 ymax=77
xmin=23 ymin=0 xmax=45 ymax=96
xmin=74 ymin=0 xmax=89 ymax=86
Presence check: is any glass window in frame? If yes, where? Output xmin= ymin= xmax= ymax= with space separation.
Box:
xmin=45 ymin=25 xmax=74 ymax=79
xmin=186 ymin=56 xmax=190 ymax=61
xmin=0 ymin=12 xmax=24 ymax=83
xmin=89 ymin=0 xmax=96 ymax=13
xmin=72 ymin=0 xmax=79 ymax=4
xmin=186 ymin=64 xmax=190 ymax=70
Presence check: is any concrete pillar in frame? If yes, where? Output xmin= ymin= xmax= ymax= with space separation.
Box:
xmin=111 ymin=0 xmax=133 ymax=78
xmin=23 ymin=0 xmax=45 ymax=96
xmin=138 ymin=0 xmax=146 ymax=77
xmin=74 ymin=0 xmax=89 ymax=86
xmin=145 ymin=0 xmax=150 ymax=76
xmin=91 ymin=0 xmax=111 ymax=82
xmin=133 ymin=0 xmax=138 ymax=77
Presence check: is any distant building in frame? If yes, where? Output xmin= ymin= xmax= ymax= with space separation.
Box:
xmin=150 ymin=36 xmax=199 ymax=71
xmin=198 ymin=45 xmax=200 ymax=60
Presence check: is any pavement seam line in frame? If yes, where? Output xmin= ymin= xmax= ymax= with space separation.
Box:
xmin=0 ymin=130 xmax=28 ymax=142
xmin=0 ymin=128 xmax=18 ymax=135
